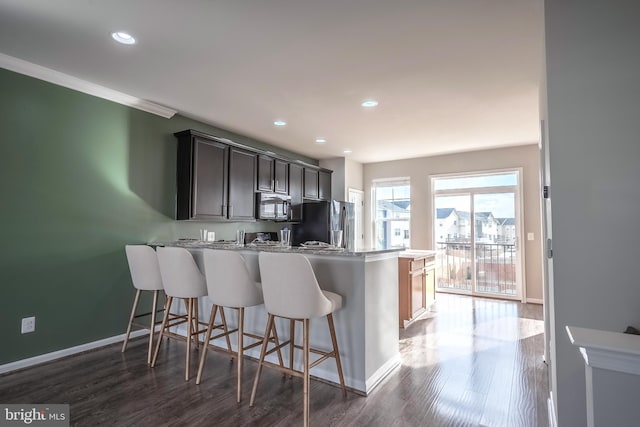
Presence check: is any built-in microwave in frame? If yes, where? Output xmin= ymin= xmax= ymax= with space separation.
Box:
xmin=256 ymin=192 xmax=291 ymax=221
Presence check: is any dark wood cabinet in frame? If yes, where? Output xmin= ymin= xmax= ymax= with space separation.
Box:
xmin=257 ymin=156 xmax=289 ymax=194
xmin=304 ymin=168 xmax=319 ymax=199
xmin=257 ymin=155 xmax=274 ymax=192
xmin=274 ymin=159 xmax=289 ymax=194
xmin=175 ymin=129 xmax=331 ymax=222
xmin=303 ymin=168 xmax=331 ymax=201
xmin=289 ymin=163 xmax=304 ymax=222
xmin=175 ymin=131 xmax=255 ymax=221
xmin=176 ymin=136 xmax=228 ymax=220
xmin=228 ymin=148 xmax=256 ymax=221
xmin=319 ymin=170 xmax=331 ymax=200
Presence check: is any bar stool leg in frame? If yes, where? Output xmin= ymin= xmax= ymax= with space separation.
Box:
xmin=303 ymin=318 xmax=310 ymax=427
xmin=237 ymin=307 xmax=245 ymax=403
xmin=270 ymin=321 xmax=285 ymax=368
xmin=186 ymin=298 xmax=194 ymax=381
xmin=151 ymin=296 xmax=173 ymax=367
xmin=289 ymin=319 xmax=295 ymax=375
xmin=194 ymin=300 xmax=200 ymax=349
xmin=327 ymin=313 xmax=347 ymax=396
xmin=219 ymin=307 xmax=233 ymax=352
xmin=250 ymin=314 xmax=274 ymax=407
xmin=196 ymin=305 xmax=219 ymax=384
xmin=122 ymin=289 xmax=141 ymax=353
xmin=147 ymin=290 xmax=159 ymax=364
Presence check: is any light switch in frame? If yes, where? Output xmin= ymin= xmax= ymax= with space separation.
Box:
xmin=527 ymin=232 xmax=534 ymax=241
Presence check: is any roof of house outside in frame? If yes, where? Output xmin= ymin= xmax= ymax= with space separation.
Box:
xmin=436 ymin=207 xmax=456 ymax=219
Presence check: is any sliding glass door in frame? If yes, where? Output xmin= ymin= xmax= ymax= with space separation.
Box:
xmin=433 ymin=171 xmax=523 ymax=300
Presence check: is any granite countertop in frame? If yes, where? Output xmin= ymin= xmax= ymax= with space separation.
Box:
xmin=149 ymin=241 xmax=404 ymax=257
xmin=398 ymin=249 xmax=437 ymax=259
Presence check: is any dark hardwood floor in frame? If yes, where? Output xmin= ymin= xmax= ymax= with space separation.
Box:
xmin=0 ymin=294 xmax=548 ymax=426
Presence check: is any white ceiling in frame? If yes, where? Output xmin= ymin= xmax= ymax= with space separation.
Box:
xmin=0 ymin=0 xmax=543 ymax=164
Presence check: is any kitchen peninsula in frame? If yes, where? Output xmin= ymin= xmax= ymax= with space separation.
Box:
xmin=154 ymin=241 xmax=403 ymax=395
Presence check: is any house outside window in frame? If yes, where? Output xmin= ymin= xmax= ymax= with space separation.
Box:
xmin=372 ymin=178 xmax=410 ymax=249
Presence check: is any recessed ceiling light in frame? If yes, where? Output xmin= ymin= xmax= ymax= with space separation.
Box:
xmin=111 ymin=31 xmax=136 ymax=45
xmin=315 ymin=138 xmax=327 ymax=144
xmin=361 ymin=99 xmax=378 ymax=108
xmin=274 ymin=120 xmax=287 ymax=126
xmin=343 ymin=149 xmax=352 ymax=154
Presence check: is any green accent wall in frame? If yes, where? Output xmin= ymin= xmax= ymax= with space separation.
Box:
xmin=0 ymin=68 xmax=315 ymax=365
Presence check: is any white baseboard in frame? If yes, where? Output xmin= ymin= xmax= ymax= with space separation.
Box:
xmin=0 ymin=329 xmax=148 ymax=375
xmin=527 ymin=298 xmax=544 ymax=304
xmin=364 ymin=353 xmax=402 ymax=394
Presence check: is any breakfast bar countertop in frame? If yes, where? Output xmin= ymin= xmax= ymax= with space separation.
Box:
xmin=149 ymin=240 xmax=405 ymax=257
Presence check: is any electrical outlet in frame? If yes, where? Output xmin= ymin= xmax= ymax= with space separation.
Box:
xmin=527 ymin=232 xmax=534 ymax=241
xmin=21 ymin=316 xmax=35 ymax=334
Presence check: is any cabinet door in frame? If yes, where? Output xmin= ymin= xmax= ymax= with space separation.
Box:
xmin=411 ymin=269 xmax=425 ymax=317
xmin=319 ymin=170 xmax=331 ymax=200
xmin=274 ymin=159 xmax=289 ymax=194
xmin=190 ymin=139 xmax=228 ymax=220
xmin=228 ymin=148 xmax=256 ymax=221
xmin=398 ymin=258 xmax=411 ymax=327
xmin=425 ymin=267 xmax=435 ymax=308
xmin=257 ymin=155 xmax=274 ymax=192
xmin=289 ymin=163 xmax=304 ymax=221
xmin=304 ymin=168 xmax=319 ymax=199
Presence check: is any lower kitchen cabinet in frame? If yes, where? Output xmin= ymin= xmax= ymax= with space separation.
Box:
xmin=398 ymin=251 xmax=436 ymax=328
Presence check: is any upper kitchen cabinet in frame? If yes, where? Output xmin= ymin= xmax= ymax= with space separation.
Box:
xmin=257 ymin=156 xmax=289 ymax=194
xmin=303 ymin=168 xmax=319 ymax=199
xmin=175 ymin=129 xmax=331 ymax=220
xmin=175 ymin=130 xmax=256 ymax=221
xmin=274 ymin=159 xmax=289 ymax=194
xmin=318 ymin=170 xmax=331 ymax=200
xmin=303 ymin=168 xmax=332 ymax=201
xmin=176 ymin=136 xmax=228 ymax=220
xmin=228 ymin=147 xmax=257 ymax=221
xmin=289 ymin=163 xmax=304 ymax=222
xmin=256 ymin=155 xmax=274 ymax=192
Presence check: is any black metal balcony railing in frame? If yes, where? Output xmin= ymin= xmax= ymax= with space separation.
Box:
xmin=435 ymin=240 xmax=516 ymax=296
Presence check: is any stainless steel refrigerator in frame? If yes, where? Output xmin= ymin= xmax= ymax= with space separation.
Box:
xmin=291 ymin=200 xmax=355 ymax=251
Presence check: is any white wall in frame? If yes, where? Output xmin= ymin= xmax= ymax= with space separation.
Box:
xmin=345 ymin=158 xmax=363 ymax=192
xmin=544 ymin=1 xmax=640 ymax=426
xmin=320 ymin=157 xmax=364 ymax=201
xmin=320 ymin=158 xmax=346 ymax=201
xmin=364 ymin=144 xmax=543 ymax=301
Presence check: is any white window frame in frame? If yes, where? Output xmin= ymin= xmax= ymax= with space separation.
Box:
xmin=371 ymin=177 xmax=411 ymax=250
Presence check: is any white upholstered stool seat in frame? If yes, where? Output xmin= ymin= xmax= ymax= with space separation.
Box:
xmin=196 ymin=249 xmax=282 ymax=402
xmin=122 ymin=245 xmax=165 ymax=364
xmin=151 ymin=246 xmax=209 ymax=381
xmin=251 ymin=252 xmax=347 ymax=427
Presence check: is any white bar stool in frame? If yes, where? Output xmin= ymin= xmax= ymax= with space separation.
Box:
xmin=251 ymin=252 xmax=347 ymax=426
xmin=151 ymin=246 xmax=209 ymax=381
xmin=122 ymin=245 xmax=165 ymax=364
xmin=196 ymin=249 xmax=284 ymax=402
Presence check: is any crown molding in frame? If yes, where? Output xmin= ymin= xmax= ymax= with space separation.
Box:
xmin=0 ymin=52 xmax=177 ymax=119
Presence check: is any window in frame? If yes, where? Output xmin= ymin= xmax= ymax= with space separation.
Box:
xmin=372 ymin=178 xmax=410 ymax=249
